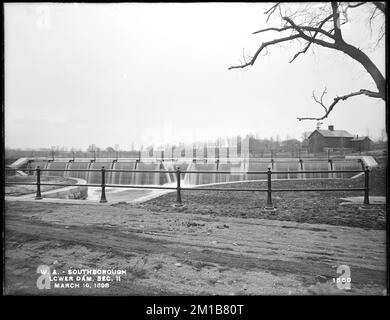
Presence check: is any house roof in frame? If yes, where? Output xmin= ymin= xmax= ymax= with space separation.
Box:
xmin=309 ymin=129 xmax=355 ymax=139
xmin=351 ymin=136 xmax=372 ymax=142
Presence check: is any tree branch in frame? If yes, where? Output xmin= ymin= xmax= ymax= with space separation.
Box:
xmin=264 ymin=3 xmax=281 ymax=22
xmin=228 ymin=34 xmax=301 ymax=70
xmin=347 ymin=2 xmax=366 ymax=9
xmin=331 ymin=2 xmax=343 ymax=43
xmin=253 ymin=23 xmax=335 ymax=40
xmin=288 ymin=14 xmax=334 ymax=62
xmin=312 ymin=88 xmax=328 ymax=113
xmin=231 ymin=14 xmax=338 ymax=69
xmin=283 ymin=17 xmax=337 ymax=49
xmin=297 ymin=89 xmax=383 ymax=121
xmin=229 ymin=2 xmax=386 ymax=121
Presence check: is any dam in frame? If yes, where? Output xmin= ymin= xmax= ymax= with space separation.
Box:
xmin=12 ymin=156 xmax=368 ymax=187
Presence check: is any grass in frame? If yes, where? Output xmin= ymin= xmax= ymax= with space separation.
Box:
xmin=5 ymin=175 xmax=76 ymax=196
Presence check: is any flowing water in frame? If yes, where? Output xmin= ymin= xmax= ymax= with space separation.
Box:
xmin=217 ymin=162 xmax=245 ymax=183
xmin=332 ymin=160 xmax=364 ymax=179
xmin=183 ymin=162 xmax=218 ymax=186
xmin=245 ymin=160 xmax=270 ymax=181
xmin=302 ymin=161 xmax=332 ymax=179
xmin=111 ymin=161 xmax=137 ymax=185
xmin=43 ymin=161 xmax=69 ymax=177
xmin=24 ymin=158 xmax=365 ymax=188
xmin=64 ymin=162 xmax=91 ymax=181
xmin=88 ymin=162 xmax=114 ymax=184
xmin=273 ymin=161 xmax=302 ymax=179
xmin=135 ymin=162 xmax=162 ymax=185
xmin=30 ymin=161 xmax=49 ymax=174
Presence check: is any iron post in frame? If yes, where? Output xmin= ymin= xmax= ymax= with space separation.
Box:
xmin=100 ymin=166 xmax=107 ymax=203
xmin=176 ymin=167 xmax=182 ymax=205
xmin=299 ymin=159 xmax=304 ymax=179
xmin=35 ymin=166 xmax=42 ymax=200
xmin=328 ymin=159 xmax=333 ymax=178
xmin=264 ymin=168 xmax=274 ymax=210
xmin=364 ymin=166 xmax=370 ymax=205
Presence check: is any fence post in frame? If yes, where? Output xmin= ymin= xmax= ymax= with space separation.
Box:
xmin=35 ymin=166 xmax=42 ymax=200
xmin=175 ymin=167 xmax=182 ymax=206
xmin=364 ymin=166 xmax=370 ymax=205
xmin=100 ymin=166 xmax=107 ymax=203
xmin=264 ymin=168 xmax=274 ymax=211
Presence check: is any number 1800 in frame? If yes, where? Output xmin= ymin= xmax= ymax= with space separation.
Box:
xmin=333 ymin=265 xmax=351 ymax=290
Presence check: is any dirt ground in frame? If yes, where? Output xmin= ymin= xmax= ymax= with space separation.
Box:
xmin=4 ymin=200 xmax=387 ymax=295
xmin=135 ymin=177 xmax=386 ymax=230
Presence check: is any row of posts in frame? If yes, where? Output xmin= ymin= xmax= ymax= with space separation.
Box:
xmin=33 ymin=165 xmax=370 ymax=207
xmin=43 ymin=148 xmax=352 ymax=163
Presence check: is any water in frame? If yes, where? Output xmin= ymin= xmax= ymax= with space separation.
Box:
xmin=183 ymin=162 xmax=218 ymax=185
xmin=217 ymin=162 xmax=244 ymax=183
xmin=245 ymin=160 xmax=270 ymax=181
xmin=87 ymin=186 xmax=172 ymax=202
xmin=172 ymin=162 xmax=189 ymax=184
xmin=302 ymin=161 xmax=331 ymax=179
xmin=206 ymin=147 xmax=216 ymax=159
xmin=173 ymin=162 xmax=189 ymax=172
xmin=87 ymin=162 xmax=114 ymax=184
xmin=111 ymin=161 xmax=137 ymax=185
xmin=30 ymin=161 xmax=49 ymax=174
xmin=43 ymin=161 xmax=69 ymax=177
xmin=24 ymin=158 xmax=365 ymax=187
xmin=65 ymin=162 xmax=91 ymax=181
xmin=273 ymin=161 xmax=301 ymax=179
xmin=161 ymin=162 xmax=175 ymax=184
xmin=135 ymin=162 xmax=162 ymax=185
xmin=332 ymin=160 xmax=363 ymax=179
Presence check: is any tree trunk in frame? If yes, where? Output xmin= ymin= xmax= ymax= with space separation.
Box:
xmin=338 ymin=42 xmax=386 ymax=100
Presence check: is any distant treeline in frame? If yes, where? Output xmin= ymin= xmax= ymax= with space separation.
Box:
xmin=4 ymin=149 xmax=140 ymax=162
xmin=5 ymin=136 xmax=386 ymax=162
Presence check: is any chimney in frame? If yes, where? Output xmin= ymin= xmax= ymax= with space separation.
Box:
xmin=328 ymin=125 xmax=334 ymax=131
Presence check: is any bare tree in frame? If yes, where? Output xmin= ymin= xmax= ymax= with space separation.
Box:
xmin=229 ymin=2 xmax=386 ymax=121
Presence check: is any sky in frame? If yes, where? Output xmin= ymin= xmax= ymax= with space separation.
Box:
xmin=4 ymin=3 xmax=386 ymax=150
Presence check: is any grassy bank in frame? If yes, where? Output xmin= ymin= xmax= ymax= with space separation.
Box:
xmin=5 ymin=175 xmax=77 ymax=196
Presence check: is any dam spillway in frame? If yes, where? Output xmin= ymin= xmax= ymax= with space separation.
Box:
xmin=19 ymin=157 xmax=367 ymax=187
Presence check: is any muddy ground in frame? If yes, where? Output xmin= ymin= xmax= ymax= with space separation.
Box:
xmin=4 ymin=160 xmax=387 ymax=295
xmin=4 ymin=200 xmax=386 ymax=295
xmin=135 ymin=171 xmax=387 ymax=230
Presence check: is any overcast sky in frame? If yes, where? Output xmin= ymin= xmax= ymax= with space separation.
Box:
xmin=4 ymin=3 xmax=386 ymax=150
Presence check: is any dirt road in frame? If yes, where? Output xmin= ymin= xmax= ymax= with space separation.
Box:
xmin=4 ymin=201 xmax=386 ymax=295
